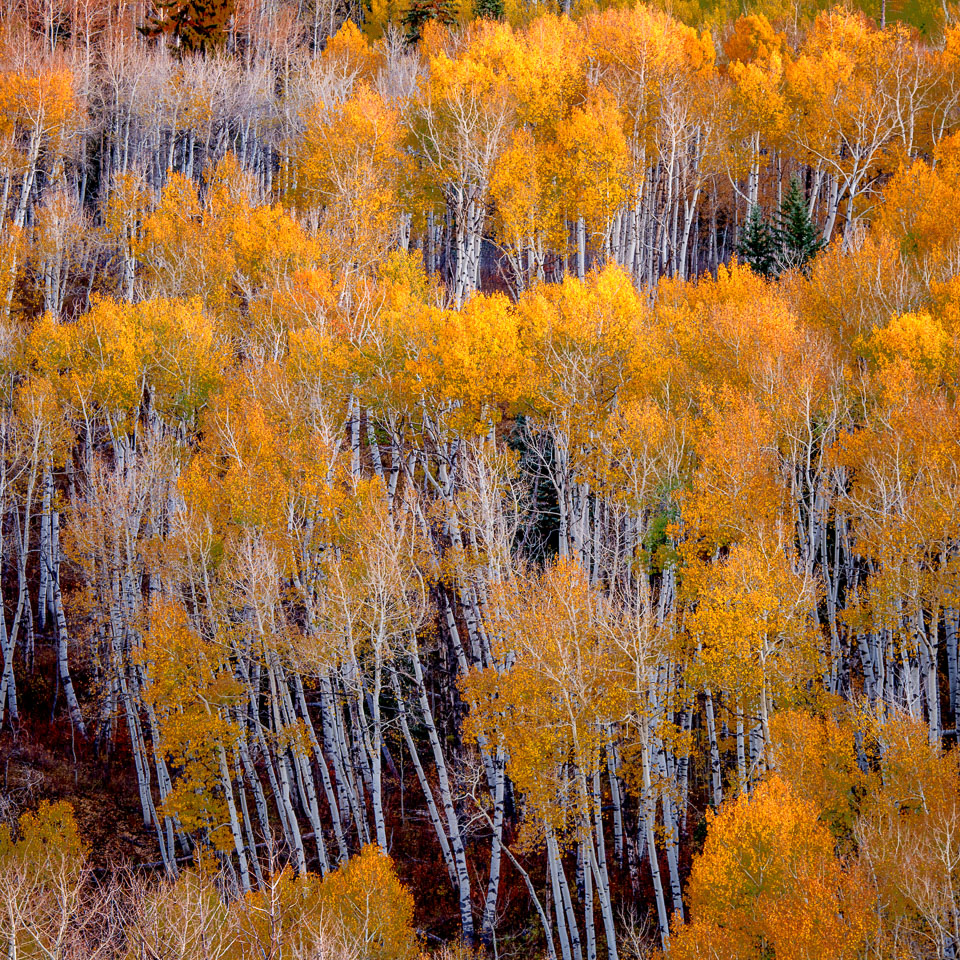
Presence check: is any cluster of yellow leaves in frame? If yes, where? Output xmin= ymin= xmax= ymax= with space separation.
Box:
xmin=28 ymin=295 xmax=224 ymax=429
xmin=295 ymin=80 xmax=411 ymax=272
xmin=684 ymin=542 xmax=819 ymax=733
xmin=0 ymin=802 xmax=87 ymax=960
xmin=672 ymin=775 xmax=876 ymax=960
xmin=0 ymin=65 xmax=77 ymax=144
xmin=671 ymin=712 xmax=960 ymax=960
xmin=131 ymin=844 xmax=418 ymax=960
xmin=855 ymin=718 xmax=960 ymax=948
xmin=136 ymin=599 xmax=242 ymax=843
xmin=118 ymin=155 xmax=321 ymax=327
xmin=463 ymin=560 xmax=630 ymax=833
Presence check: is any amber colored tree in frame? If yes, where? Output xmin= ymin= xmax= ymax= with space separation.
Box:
xmin=670 ymin=777 xmax=876 ymax=960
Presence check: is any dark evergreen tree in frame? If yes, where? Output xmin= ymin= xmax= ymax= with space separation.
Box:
xmin=474 ymin=0 xmax=505 ymax=19
xmin=402 ymin=0 xmax=455 ymax=41
xmin=140 ymin=0 xmax=236 ymax=55
xmin=774 ymin=175 xmax=824 ymax=274
xmin=736 ymin=204 xmax=775 ymax=278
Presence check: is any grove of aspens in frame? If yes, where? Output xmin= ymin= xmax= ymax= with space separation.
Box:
xmin=0 ymin=0 xmax=958 ymax=958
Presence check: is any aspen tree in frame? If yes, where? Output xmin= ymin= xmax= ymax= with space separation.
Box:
xmin=721 ymin=15 xmax=787 ymax=213
xmin=412 ymin=20 xmax=517 ymax=304
xmin=671 ymin=777 xmax=876 ymax=960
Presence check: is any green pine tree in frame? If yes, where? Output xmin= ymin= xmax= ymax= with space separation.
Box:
xmin=140 ymin=0 xmax=236 ymax=56
xmin=773 ymin=175 xmax=824 ymax=275
xmin=402 ymin=0 xmax=455 ymax=41
xmin=474 ymin=0 xmax=505 ymax=19
xmin=736 ymin=204 xmax=775 ymax=278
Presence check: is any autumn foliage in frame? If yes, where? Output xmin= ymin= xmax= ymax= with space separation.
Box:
xmin=0 ymin=1 xmax=959 ymax=959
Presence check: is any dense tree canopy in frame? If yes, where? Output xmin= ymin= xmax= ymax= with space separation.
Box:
xmin=0 ymin=1 xmax=959 ymax=959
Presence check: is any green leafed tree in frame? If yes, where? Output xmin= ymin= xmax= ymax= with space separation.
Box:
xmin=402 ymin=0 xmax=455 ymax=41
xmin=737 ymin=204 xmax=775 ymax=278
xmin=474 ymin=0 xmax=505 ymax=20
xmin=774 ymin=175 xmax=824 ymax=274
